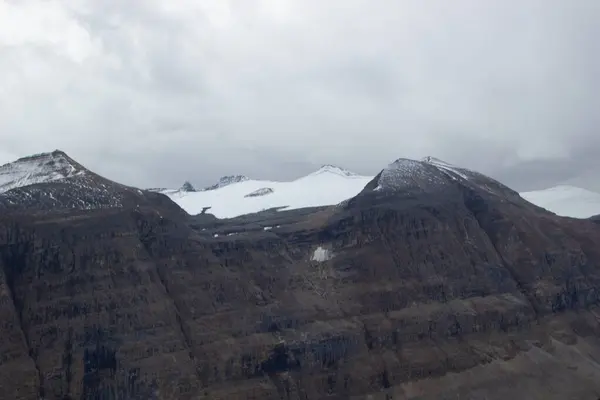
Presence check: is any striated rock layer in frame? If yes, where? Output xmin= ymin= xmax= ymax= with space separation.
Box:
xmin=1 ymin=157 xmax=600 ymax=399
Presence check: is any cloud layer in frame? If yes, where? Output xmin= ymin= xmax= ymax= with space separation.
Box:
xmin=1 ymin=0 xmax=598 ymax=190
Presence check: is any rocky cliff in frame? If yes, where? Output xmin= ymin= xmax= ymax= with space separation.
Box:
xmin=1 ymin=157 xmax=600 ymax=399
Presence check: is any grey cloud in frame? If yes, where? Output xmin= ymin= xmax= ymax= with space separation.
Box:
xmin=0 ymin=0 xmax=598 ymax=190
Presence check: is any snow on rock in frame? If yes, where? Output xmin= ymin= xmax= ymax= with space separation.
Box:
xmin=521 ymin=185 xmax=600 ymax=219
xmin=180 ymin=181 xmax=197 ymax=192
xmin=311 ymin=246 xmax=333 ymax=262
xmin=0 ymin=150 xmax=85 ymax=193
xmin=422 ymin=156 xmax=470 ymax=181
xmin=164 ymin=166 xmax=372 ymax=219
xmin=244 ymin=187 xmax=274 ymax=198
xmin=203 ymin=175 xmax=249 ymax=191
xmin=308 ymin=164 xmax=358 ymax=178
xmin=374 ymin=158 xmax=447 ymax=191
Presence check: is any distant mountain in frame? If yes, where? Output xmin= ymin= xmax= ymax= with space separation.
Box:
xmin=0 ymin=150 xmax=183 ymax=215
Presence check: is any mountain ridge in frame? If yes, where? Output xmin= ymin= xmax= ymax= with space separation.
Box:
xmin=2 ymin=150 xmax=599 ymax=219
xmin=1 ymin=150 xmax=600 ymax=398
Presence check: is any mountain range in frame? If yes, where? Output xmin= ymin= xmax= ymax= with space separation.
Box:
xmin=153 ymin=157 xmax=600 ymax=220
xmin=1 ymin=150 xmax=600 ymax=399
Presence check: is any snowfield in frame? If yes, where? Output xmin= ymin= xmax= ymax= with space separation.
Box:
xmin=165 ymin=165 xmax=373 ymax=219
xmin=521 ymin=185 xmax=600 ymax=219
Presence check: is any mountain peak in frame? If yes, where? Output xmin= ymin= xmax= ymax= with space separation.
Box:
xmin=366 ymin=156 xmax=514 ymax=200
xmin=309 ymin=164 xmax=358 ymax=177
xmin=421 ymin=156 xmax=453 ymax=167
xmin=0 ymin=150 xmax=86 ymax=193
xmin=180 ymin=181 xmax=197 ymax=192
xmin=203 ymin=175 xmax=249 ymax=191
xmin=372 ymin=158 xmax=448 ymax=192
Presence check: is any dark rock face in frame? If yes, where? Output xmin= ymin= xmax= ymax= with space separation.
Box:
xmin=2 ymin=164 xmax=600 ymax=399
xmin=180 ymin=181 xmax=197 ymax=192
xmin=244 ymin=187 xmax=274 ymax=198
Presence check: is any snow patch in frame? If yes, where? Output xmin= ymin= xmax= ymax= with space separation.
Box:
xmin=422 ymin=156 xmax=470 ymax=181
xmin=311 ymin=246 xmax=333 ymax=262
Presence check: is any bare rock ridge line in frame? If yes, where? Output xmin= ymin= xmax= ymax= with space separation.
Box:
xmin=0 ymin=150 xmax=600 ymax=398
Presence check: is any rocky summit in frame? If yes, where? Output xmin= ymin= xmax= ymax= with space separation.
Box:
xmin=1 ymin=153 xmax=600 ymax=399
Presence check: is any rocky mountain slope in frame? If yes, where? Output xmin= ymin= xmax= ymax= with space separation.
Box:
xmin=0 ymin=150 xmax=184 ymax=216
xmin=1 ymin=153 xmax=600 ymax=399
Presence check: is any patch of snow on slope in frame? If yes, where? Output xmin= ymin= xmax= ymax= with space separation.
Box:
xmin=521 ymin=185 xmax=600 ymax=219
xmin=166 ymin=167 xmax=373 ymax=218
xmin=0 ymin=150 xmax=84 ymax=193
xmin=311 ymin=246 xmax=333 ymax=262
xmin=422 ymin=156 xmax=470 ymax=181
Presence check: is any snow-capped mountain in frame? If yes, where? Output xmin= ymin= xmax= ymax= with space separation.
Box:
xmin=162 ymin=164 xmax=373 ymax=219
xmin=0 ymin=150 xmax=183 ymax=214
xmin=3 ymin=151 xmax=599 ymax=220
xmin=521 ymin=185 xmax=600 ymax=219
xmin=0 ymin=150 xmax=86 ymax=193
xmin=162 ymin=157 xmax=600 ymax=220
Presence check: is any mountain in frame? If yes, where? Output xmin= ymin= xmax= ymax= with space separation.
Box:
xmin=2 ymin=153 xmax=600 ymax=398
xmin=521 ymin=185 xmax=600 ymax=219
xmin=0 ymin=150 xmax=86 ymax=193
xmin=162 ymin=164 xmax=373 ymax=219
xmin=203 ymin=174 xmax=249 ymax=191
xmin=0 ymin=150 xmax=183 ymax=216
xmin=161 ymin=158 xmax=600 ymax=220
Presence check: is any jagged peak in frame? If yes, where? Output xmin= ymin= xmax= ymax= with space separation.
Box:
xmin=309 ymin=164 xmax=358 ymax=177
xmin=203 ymin=175 xmax=249 ymax=191
xmin=180 ymin=181 xmax=197 ymax=192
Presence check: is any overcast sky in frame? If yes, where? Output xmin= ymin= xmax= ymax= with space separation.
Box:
xmin=1 ymin=0 xmax=598 ymax=191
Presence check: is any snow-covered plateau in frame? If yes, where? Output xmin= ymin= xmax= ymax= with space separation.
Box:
xmin=163 ymin=165 xmax=373 ymax=219
xmin=521 ymin=185 xmax=600 ymax=219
